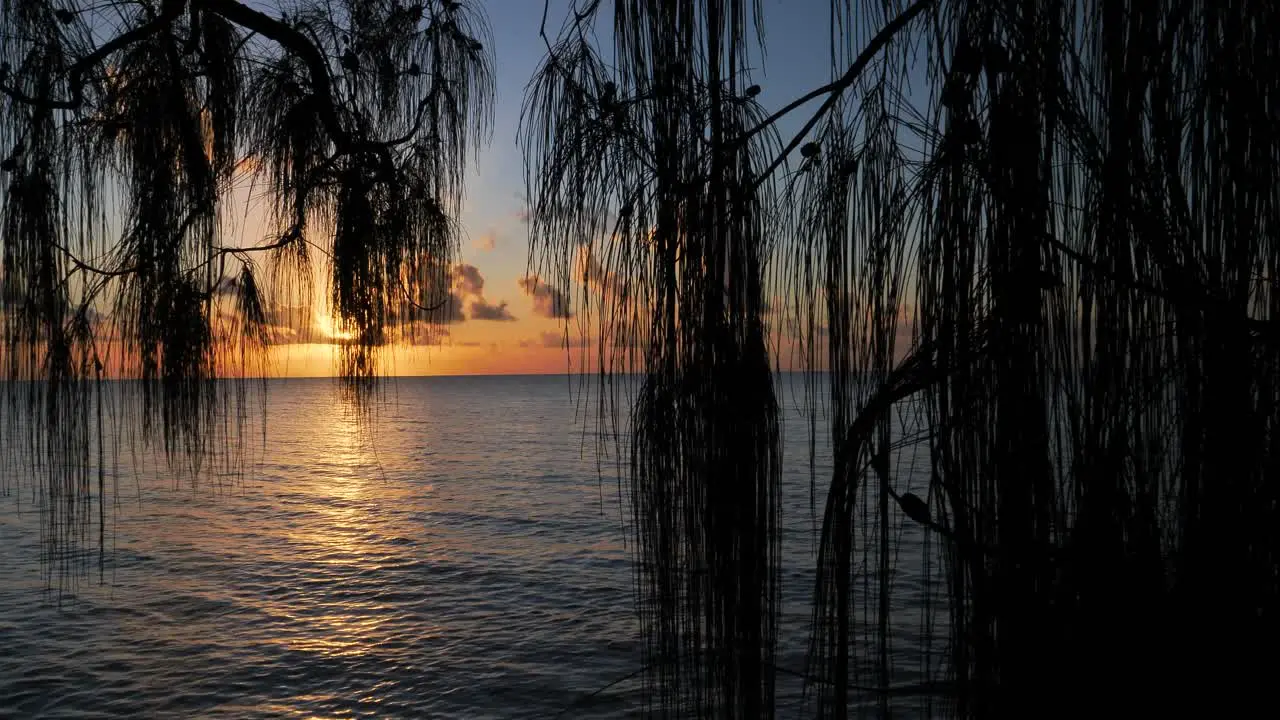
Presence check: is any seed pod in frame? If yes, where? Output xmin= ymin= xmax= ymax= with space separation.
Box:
xmin=341 ymin=50 xmax=360 ymax=73
xmin=600 ymin=81 xmax=618 ymax=112
xmin=0 ymin=142 xmax=20 ymax=172
xmin=953 ymin=117 xmax=982 ymax=146
xmin=953 ymin=42 xmax=982 ymax=75
xmin=898 ymin=492 xmax=933 ymax=527
xmin=941 ymin=75 xmax=970 ymax=109
xmin=1037 ymin=269 xmax=1063 ymax=290
xmin=985 ymin=44 xmax=1012 ymax=74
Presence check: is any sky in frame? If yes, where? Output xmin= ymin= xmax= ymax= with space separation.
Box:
xmin=259 ymin=0 xmax=869 ymax=377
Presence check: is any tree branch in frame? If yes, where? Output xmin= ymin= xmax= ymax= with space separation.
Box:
xmin=0 ymin=0 xmax=415 ymax=166
xmin=201 ymin=0 xmax=351 ymax=145
xmin=0 ymin=0 xmax=189 ymax=109
xmin=203 ymin=0 xmax=420 ymax=172
xmin=749 ymin=0 xmax=934 ymax=190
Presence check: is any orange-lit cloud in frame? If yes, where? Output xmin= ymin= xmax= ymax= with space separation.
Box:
xmin=470 ymin=298 xmax=516 ymax=321
xmin=527 ymin=330 xmax=589 ymax=349
xmin=473 ymin=228 xmax=498 ymax=252
xmin=453 ymin=264 xmax=486 ymax=295
xmin=573 ymin=244 xmax=630 ymax=302
xmin=518 ymin=275 xmax=572 ymax=318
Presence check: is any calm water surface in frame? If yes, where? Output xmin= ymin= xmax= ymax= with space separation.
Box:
xmin=0 ymin=375 xmax=942 ymax=718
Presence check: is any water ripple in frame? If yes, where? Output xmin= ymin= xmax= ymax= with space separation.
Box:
xmin=1 ymin=376 xmax=943 ymax=718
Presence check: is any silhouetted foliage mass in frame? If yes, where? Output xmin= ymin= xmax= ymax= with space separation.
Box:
xmin=526 ymin=0 xmax=1278 ymax=717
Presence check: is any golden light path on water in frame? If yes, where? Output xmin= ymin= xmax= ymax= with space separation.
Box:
xmin=272 ymin=400 xmax=400 ymax=661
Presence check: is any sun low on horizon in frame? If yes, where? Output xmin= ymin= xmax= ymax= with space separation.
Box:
xmin=244 ymin=251 xmax=598 ymax=377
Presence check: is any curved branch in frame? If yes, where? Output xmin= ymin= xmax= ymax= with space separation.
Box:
xmin=0 ymin=0 xmax=188 ymax=109
xmin=54 ymin=242 xmax=143 ymax=279
xmin=0 ymin=0 xmax=421 ymax=162
xmin=206 ymin=0 xmax=438 ymax=163
xmin=201 ymin=0 xmax=350 ymax=146
xmin=214 ymin=225 xmax=303 ymax=257
xmin=749 ymin=0 xmax=934 ymax=190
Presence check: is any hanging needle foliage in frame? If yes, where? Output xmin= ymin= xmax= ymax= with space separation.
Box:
xmin=523 ymin=0 xmax=785 ymax=715
xmin=0 ymin=0 xmax=493 ymax=582
xmin=528 ymin=0 xmax=1278 ymax=716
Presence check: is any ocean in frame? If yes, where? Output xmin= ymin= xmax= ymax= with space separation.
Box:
xmin=0 ymin=375 xmax=944 ymax=718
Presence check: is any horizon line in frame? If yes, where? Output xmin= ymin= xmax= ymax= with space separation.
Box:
xmin=0 ymin=368 xmax=838 ymax=382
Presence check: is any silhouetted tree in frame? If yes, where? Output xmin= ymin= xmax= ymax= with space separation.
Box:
xmin=524 ymin=1 xmax=789 ymax=715
xmin=0 ymin=0 xmax=492 ymax=575
xmin=526 ymin=0 xmax=1278 ymax=717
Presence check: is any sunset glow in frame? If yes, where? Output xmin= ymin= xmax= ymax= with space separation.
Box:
xmin=317 ymin=313 xmax=358 ymax=342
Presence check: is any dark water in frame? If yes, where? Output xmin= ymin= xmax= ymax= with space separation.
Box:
xmin=0 ymin=375 xmax=944 ymax=718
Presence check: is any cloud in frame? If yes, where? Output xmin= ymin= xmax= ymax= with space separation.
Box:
xmin=449 ymin=264 xmax=516 ymax=321
xmin=573 ymin=245 xmax=629 ymax=301
xmin=518 ymin=275 xmax=573 ymax=318
xmin=418 ymin=292 xmax=467 ymax=324
xmin=453 ymin=264 xmax=485 ymax=296
xmin=213 ymin=262 xmax=523 ymax=346
xmin=512 ymin=196 xmax=532 ymax=224
xmin=540 ymin=331 xmax=589 ymax=349
xmin=470 ymin=298 xmax=516 ymax=321
xmin=212 ymin=275 xmax=240 ymax=297
xmin=474 ymin=228 xmax=498 ymax=252
xmin=250 ymin=299 xmax=465 ymax=347
xmin=257 ymin=305 xmax=314 ymax=344
xmin=395 ymin=321 xmax=451 ymax=346
xmin=609 ymin=320 xmax=646 ymax=348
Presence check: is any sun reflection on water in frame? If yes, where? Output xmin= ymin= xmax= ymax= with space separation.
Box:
xmin=266 ymin=388 xmax=420 ymax=662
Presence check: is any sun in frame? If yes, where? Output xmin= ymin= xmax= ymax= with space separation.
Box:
xmin=317 ymin=312 xmax=358 ymax=342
